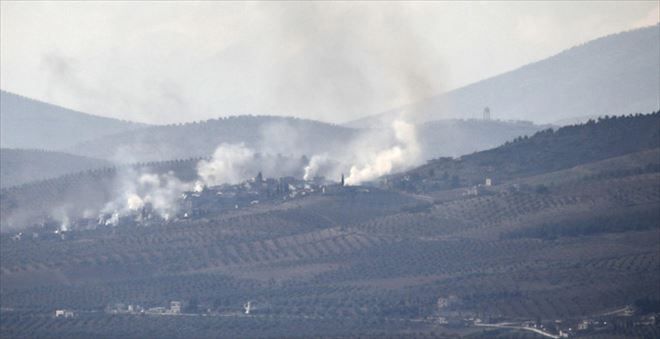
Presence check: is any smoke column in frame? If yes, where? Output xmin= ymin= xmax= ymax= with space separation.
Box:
xmin=101 ymin=169 xmax=191 ymax=223
xmin=303 ymin=154 xmax=330 ymax=181
xmin=196 ymin=143 xmax=255 ymax=187
xmin=345 ymin=119 xmax=420 ymax=185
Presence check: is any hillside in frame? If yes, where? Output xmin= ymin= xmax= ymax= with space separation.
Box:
xmin=387 ymin=112 xmax=660 ymax=192
xmin=0 ymin=91 xmax=546 ymax=164
xmin=347 ymin=25 xmax=660 ymax=127
xmin=0 ymin=90 xmax=147 ymax=150
xmin=416 ymin=119 xmax=547 ymax=158
xmin=65 ymin=116 xmax=357 ymax=162
xmin=0 ymin=153 xmax=311 ymax=231
xmin=0 ymin=158 xmax=202 ymax=231
xmin=1 ymin=114 xmax=659 ymax=338
xmin=65 ymin=115 xmax=546 ymax=163
xmin=2 ymin=113 xmax=654 ymax=230
xmin=0 ymin=149 xmax=111 ymax=189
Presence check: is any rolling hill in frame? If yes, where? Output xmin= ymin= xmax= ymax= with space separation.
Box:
xmin=387 ymin=112 xmax=660 ymax=192
xmin=65 ymin=115 xmax=358 ymax=162
xmin=0 ymin=158 xmax=202 ymax=231
xmin=0 ymin=152 xmax=313 ymax=231
xmin=2 ymin=113 xmax=654 ymax=231
xmin=0 ymin=149 xmax=111 ymax=188
xmin=347 ymin=24 xmax=660 ymax=127
xmin=416 ymin=119 xmax=548 ymax=158
xmin=1 ymin=111 xmax=659 ymax=338
xmin=64 ymin=115 xmax=547 ymax=163
xmin=1 ymin=90 xmax=548 ymax=164
xmin=0 ymin=90 xmax=147 ymax=150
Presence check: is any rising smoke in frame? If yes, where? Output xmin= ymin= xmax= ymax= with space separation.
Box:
xmin=253 ymin=2 xmax=443 ymax=123
xmin=297 ymin=115 xmax=422 ymax=185
xmin=196 ymin=142 xmax=308 ymax=189
xmin=303 ymin=154 xmax=331 ymax=181
xmin=345 ymin=119 xmax=420 ymax=185
xmin=40 ymin=51 xmax=189 ymax=124
xmin=252 ymin=3 xmax=436 ymax=183
xmin=100 ymin=168 xmax=192 ymax=225
xmin=197 ymin=143 xmax=255 ymax=187
xmin=30 ymin=3 xmax=444 ymax=124
xmin=1 ymin=4 xmax=445 ymax=233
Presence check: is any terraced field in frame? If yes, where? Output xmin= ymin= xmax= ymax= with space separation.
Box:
xmin=2 ymin=115 xmax=659 ymax=338
xmin=2 ymin=161 xmax=659 ymax=338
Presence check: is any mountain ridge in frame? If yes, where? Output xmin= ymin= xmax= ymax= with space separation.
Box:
xmin=0 ymin=148 xmax=111 ymax=189
xmin=346 ymin=24 xmax=660 ymax=128
xmin=0 ymin=90 xmax=149 ymax=150
xmin=386 ymin=111 xmax=660 ymax=192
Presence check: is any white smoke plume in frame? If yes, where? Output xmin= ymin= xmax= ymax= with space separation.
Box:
xmin=136 ymin=172 xmax=190 ymax=219
xmin=196 ymin=142 xmax=310 ymax=188
xmin=345 ymin=119 xmax=420 ymax=185
xmin=94 ymin=142 xmax=305 ymax=228
xmin=196 ymin=143 xmax=255 ymax=187
xmin=303 ymin=154 xmax=331 ymax=181
xmin=101 ymin=168 xmax=192 ymax=223
xmin=52 ymin=207 xmax=71 ymax=232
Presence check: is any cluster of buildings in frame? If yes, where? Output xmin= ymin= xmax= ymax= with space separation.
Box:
xmin=463 ymin=177 xmax=493 ymax=197
xmin=104 ymin=300 xmax=259 ymax=317
xmin=145 ymin=301 xmax=182 ymax=315
xmin=430 ymin=294 xmax=658 ymax=338
xmin=54 ymin=309 xmax=75 ymax=318
xmin=567 ymin=311 xmax=658 ymax=334
xmin=106 ymin=301 xmax=181 ymax=316
xmin=6 ymin=173 xmax=350 ymax=239
xmin=181 ymin=173 xmax=344 ymax=218
xmin=106 ymin=303 xmax=146 ymax=315
xmin=467 ymin=306 xmax=659 ymax=338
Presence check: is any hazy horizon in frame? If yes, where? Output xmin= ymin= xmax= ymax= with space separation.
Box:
xmin=2 ymin=1 xmax=658 ymax=124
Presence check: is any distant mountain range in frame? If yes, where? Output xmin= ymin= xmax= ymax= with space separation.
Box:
xmin=0 ymin=90 xmax=548 ymax=188
xmin=64 ymin=115 xmax=547 ymax=163
xmin=0 ymin=148 xmax=110 ymax=189
xmin=347 ymin=25 xmax=660 ymax=128
xmin=5 ymin=25 xmax=657 ymax=185
xmin=0 ymin=89 xmax=548 ymax=165
xmin=64 ymin=115 xmax=358 ymax=162
xmin=416 ymin=119 xmax=547 ymax=158
xmin=0 ymin=90 xmax=147 ymax=150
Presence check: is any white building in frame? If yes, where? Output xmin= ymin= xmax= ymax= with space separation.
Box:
xmin=577 ymin=319 xmax=591 ymax=331
xmin=54 ymin=309 xmax=75 ymax=318
xmin=170 ymin=301 xmax=182 ymax=314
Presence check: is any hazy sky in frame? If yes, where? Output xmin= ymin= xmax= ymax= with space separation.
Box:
xmin=1 ymin=1 xmax=658 ymax=124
